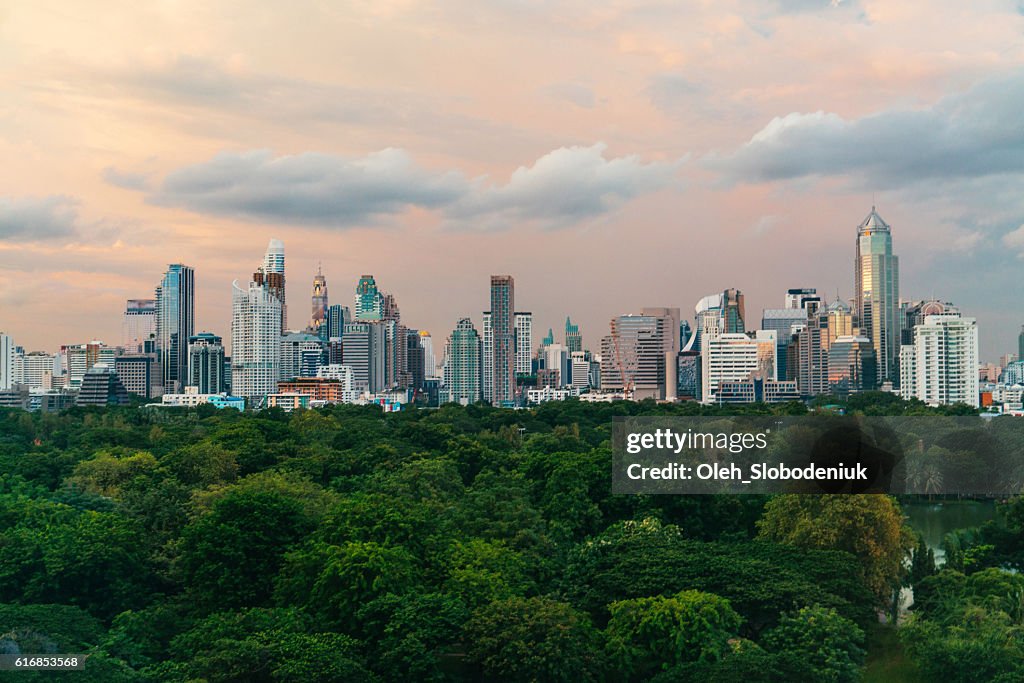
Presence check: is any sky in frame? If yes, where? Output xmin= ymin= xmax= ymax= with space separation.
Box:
xmin=2 ymin=0 xmax=1024 ymax=362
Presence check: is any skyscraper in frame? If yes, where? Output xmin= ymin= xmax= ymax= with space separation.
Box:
xmin=515 ymin=312 xmax=533 ymax=375
xmin=420 ymin=331 xmax=437 ymax=379
xmin=490 ymin=275 xmax=516 ymax=406
xmin=231 ymin=278 xmax=282 ymax=401
xmin=795 ymin=300 xmax=828 ymax=398
xmin=1018 ymin=325 xmax=1024 ymax=364
xmin=0 ymin=332 xmax=13 ymax=390
xmin=255 ymin=238 xmax=286 ymax=331
xmin=354 ymin=275 xmax=383 ymax=320
xmin=855 ymin=207 xmax=900 ymax=384
xmin=187 ymin=332 xmax=226 ymax=394
xmin=155 ymin=264 xmax=195 ymax=393
xmin=443 ymin=318 xmax=482 ymax=405
xmin=722 ymin=288 xmax=746 ymax=333
xmin=342 ymin=321 xmax=386 ymax=393
xmin=280 ymin=332 xmax=325 ymax=380
xmin=900 ymin=312 xmax=979 ymax=407
xmin=326 ymin=304 xmax=350 ymax=339
xmin=311 ymin=266 xmax=328 ymax=334
xmin=565 ymin=316 xmax=582 ymax=353
xmin=122 ymin=299 xmax=156 ymax=352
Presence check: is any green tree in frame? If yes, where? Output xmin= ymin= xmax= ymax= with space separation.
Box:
xmin=604 ymin=589 xmax=742 ymax=680
xmin=757 ymin=494 xmax=914 ymax=607
xmin=177 ymin=488 xmax=316 ymax=609
xmin=464 ymin=597 xmax=605 ymax=682
xmin=762 ymin=605 xmax=865 ymax=683
xmin=275 ymin=541 xmax=418 ymax=630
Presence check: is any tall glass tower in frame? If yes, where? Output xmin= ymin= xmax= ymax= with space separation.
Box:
xmin=155 ymin=264 xmax=195 ymax=393
xmin=854 ymin=207 xmax=899 ymax=385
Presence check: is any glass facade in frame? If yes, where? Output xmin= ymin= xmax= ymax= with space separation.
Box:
xmin=855 ymin=208 xmax=899 ymax=385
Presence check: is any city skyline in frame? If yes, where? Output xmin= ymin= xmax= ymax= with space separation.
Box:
xmin=2 ymin=3 xmax=1024 ymax=359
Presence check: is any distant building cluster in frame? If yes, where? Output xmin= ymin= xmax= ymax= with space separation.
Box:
xmin=0 ymin=208 xmax=1018 ymax=413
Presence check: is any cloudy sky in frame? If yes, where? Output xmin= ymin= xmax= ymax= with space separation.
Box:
xmin=2 ymin=0 xmax=1024 ymax=361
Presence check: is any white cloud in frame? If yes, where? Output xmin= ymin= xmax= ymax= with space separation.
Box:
xmin=148 ymin=143 xmax=681 ymax=230
xmin=0 ymin=196 xmax=79 ymax=242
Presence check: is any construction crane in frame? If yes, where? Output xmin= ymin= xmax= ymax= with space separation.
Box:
xmin=610 ymin=329 xmax=635 ymax=400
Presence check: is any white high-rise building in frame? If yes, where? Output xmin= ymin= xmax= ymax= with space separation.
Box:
xmin=482 ymin=312 xmax=493 ymax=402
xmin=701 ymin=330 xmax=777 ymax=404
xmin=0 ymin=333 xmax=13 ymax=390
xmin=570 ymin=351 xmax=590 ymax=390
xmin=122 ymin=299 xmax=156 ymax=352
xmin=899 ymin=313 xmax=979 ymax=408
xmin=231 ymin=279 xmax=282 ymax=401
xmin=515 ymin=312 xmax=532 ymax=376
xmin=419 ymin=331 xmax=437 ymax=379
xmin=20 ymin=352 xmax=56 ymax=391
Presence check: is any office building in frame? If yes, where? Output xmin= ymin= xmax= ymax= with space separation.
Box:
xmin=855 ymin=207 xmax=900 ymax=384
xmin=717 ymin=374 xmax=800 ymax=404
xmin=600 ymin=308 xmax=680 ymax=400
xmin=19 ymin=352 xmax=57 ymax=392
xmin=825 ymin=298 xmax=855 ymax=349
xmin=570 ymin=351 xmax=591 ymax=390
xmin=115 ymin=353 xmax=161 ymax=398
xmin=785 ymin=288 xmax=818 ymax=310
xmin=231 ymin=278 xmax=282 ymax=401
xmin=899 ymin=312 xmax=979 ymax=408
xmin=828 ymin=335 xmax=877 ymax=397
xmin=1019 ymin=326 xmax=1024 ymax=365
xmin=342 ymin=321 xmax=387 ymax=393
xmin=420 ymin=331 xmax=437 ymax=379
xmin=354 ymin=275 xmax=383 ymax=320
xmin=407 ymin=329 xmax=426 ymax=391
xmin=155 ymin=264 xmax=195 ymax=393
xmin=796 ymin=300 xmax=828 ymax=397
xmin=701 ymin=330 xmax=777 ymax=404
xmin=490 ymin=275 xmax=516 ymax=406
xmin=122 ymin=299 xmax=156 ymax=352
xmin=316 ymin=364 xmax=360 ymax=403
xmin=721 ymin=288 xmax=746 ymax=333
xmin=76 ymin=365 xmax=130 ymax=406
xmin=280 ymin=332 xmax=324 ymax=380
xmin=326 ymin=304 xmax=350 ymax=340
xmin=187 ymin=333 xmax=226 ymax=394
xmin=565 ymin=316 xmax=582 ymax=354
xmin=0 ymin=333 xmax=12 ymax=390
xmin=761 ymin=308 xmax=806 ymax=381
xmin=442 ymin=318 xmax=482 ymax=405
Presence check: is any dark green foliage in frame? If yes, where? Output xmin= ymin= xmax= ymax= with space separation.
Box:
xmin=464 ymin=596 xmax=606 ymax=682
xmin=0 ymin=402 xmax=991 ymax=679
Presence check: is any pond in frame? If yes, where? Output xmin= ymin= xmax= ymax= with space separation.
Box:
xmin=902 ymin=499 xmax=997 ymax=565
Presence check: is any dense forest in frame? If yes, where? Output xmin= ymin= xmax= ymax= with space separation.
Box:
xmin=0 ymin=395 xmax=1022 ymax=682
